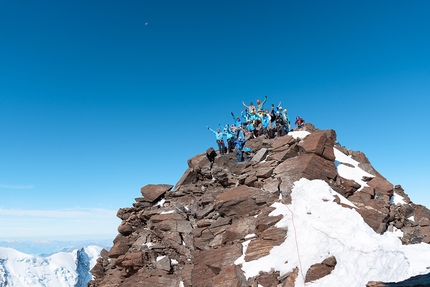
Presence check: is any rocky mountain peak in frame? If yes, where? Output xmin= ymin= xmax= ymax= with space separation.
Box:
xmin=88 ymin=123 xmax=430 ymax=287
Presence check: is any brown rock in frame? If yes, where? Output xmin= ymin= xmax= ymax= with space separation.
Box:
xmin=108 ymin=234 xmax=130 ymax=258
xmin=305 ymin=256 xmax=337 ymax=283
xmin=272 ymin=135 xmax=294 ymax=149
xmin=355 ymin=207 xmax=390 ymax=234
xmin=222 ymin=216 xmax=257 ymax=244
xmin=256 ymin=167 xmax=274 ymax=179
xmin=213 ymin=264 xmax=247 ymax=287
xmin=274 ymin=153 xmax=337 ymax=189
xmin=280 ymin=267 xmax=299 ymax=287
xmin=140 ymin=184 xmax=173 ymax=203
xmin=155 ymin=255 xmax=171 ymax=271
xmin=262 ymin=177 xmax=280 ymax=193
xmin=215 ymin=185 xmax=270 ymax=217
xmin=299 ymin=129 xmax=336 ymax=161
xmin=367 ymin=177 xmax=393 ymax=197
xmin=252 ymin=148 xmax=269 ymax=162
xmin=117 ymin=221 xmax=133 ymax=236
xmin=175 ymin=168 xmax=198 ymax=187
xmin=256 ymin=271 xmax=279 ymax=287
xmin=191 ymin=244 xmax=243 ymax=287
xmin=245 ymin=226 xmax=287 ymax=261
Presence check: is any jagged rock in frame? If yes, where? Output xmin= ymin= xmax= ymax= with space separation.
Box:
xmin=175 ymin=168 xmax=199 ymax=187
xmin=299 ymin=129 xmax=336 ymax=161
xmin=108 ymin=234 xmax=130 ymax=258
xmin=401 ymin=225 xmax=430 ymax=244
xmin=272 ymin=134 xmax=295 ymax=150
xmin=116 ymin=208 xmax=133 ymax=220
xmin=393 ymin=185 xmax=411 ymax=203
xmin=215 ymin=185 xmax=274 ymax=217
xmin=280 ymin=267 xmax=299 ymax=287
xmin=212 ymin=264 xmax=247 ymax=287
xmin=254 ymin=270 xmax=280 ymax=286
xmin=334 ymin=175 xmax=362 ymax=197
xmin=89 ymin=125 xmax=430 ymax=287
xmin=140 ymin=184 xmax=173 ymax=203
xmin=252 ymin=147 xmax=269 ymax=162
xmin=255 ymin=166 xmax=274 ymax=179
xmin=367 ymin=176 xmax=394 ymax=199
xmin=222 ymin=216 xmax=256 ymax=244
xmin=262 ymin=177 xmax=280 ymax=194
xmin=155 ymin=255 xmax=171 ymax=271
xmin=117 ymin=221 xmax=133 ymax=236
xmin=305 ymin=256 xmax=337 ymax=283
xmin=191 ymin=244 xmax=243 ymax=287
xmin=244 ymin=226 xmax=287 ymax=261
xmin=274 ymin=153 xmax=337 ymax=194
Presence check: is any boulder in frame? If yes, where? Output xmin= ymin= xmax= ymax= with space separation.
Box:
xmin=299 ymin=129 xmax=336 ymax=161
xmin=305 ymin=256 xmax=337 ymax=283
xmin=140 ymin=184 xmax=173 ymax=203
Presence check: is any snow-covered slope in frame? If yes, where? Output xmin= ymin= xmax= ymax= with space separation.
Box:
xmin=233 ymin=136 xmax=430 ymax=286
xmin=0 ymin=246 xmax=101 ymax=287
xmin=235 ymin=178 xmax=430 ymax=286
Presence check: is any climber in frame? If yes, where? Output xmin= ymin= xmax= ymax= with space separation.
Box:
xmin=282 ymin=109 xmax=290 ymax=133
xmin=233 ymin=137 xmax=247 ymax=162
xmin=242 ymin=101 xmax=257 ymax=114
xmin=231 ymin=112 xmax=243 ymax=138
xmin=225 ymin=124 xmax=236 ymax=153
xmin=275 ymin=111 xmax=286 ymax=137
xmin=206 ymin=147 xmax=217 ymax=169
xmin=257 ymin=111 xmax=271 ymax=137
xmin=256 ymin=95 xmax=268 ymax=111
xmin=295 ymin=116 xmax=305 ymax=129
xmin=207 ymin=126 xmax=226 ymax=155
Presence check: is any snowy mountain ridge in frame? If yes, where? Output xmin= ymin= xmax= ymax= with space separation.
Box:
xmin=0 ymin=245 xmax=101 ymax=287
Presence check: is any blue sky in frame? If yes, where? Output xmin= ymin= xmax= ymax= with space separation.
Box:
xmin=1 ymin=1 xmax=429 ymax=240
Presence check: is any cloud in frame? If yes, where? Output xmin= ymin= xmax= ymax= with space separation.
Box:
xmin=0 ymin=184 xmax=34 ymax=189
xmin=0 ymin=207 xmax=116 ymax=219
xmin=0 ymin=207 xmax=120 ymax=239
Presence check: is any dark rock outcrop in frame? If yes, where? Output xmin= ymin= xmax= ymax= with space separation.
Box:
xmin=89 ymin=124 xmax=430 ymax=287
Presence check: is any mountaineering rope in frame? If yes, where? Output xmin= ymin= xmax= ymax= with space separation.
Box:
xmin=286 ymin=205 xmax=306 ymax=285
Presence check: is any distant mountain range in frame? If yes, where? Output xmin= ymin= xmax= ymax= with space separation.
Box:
xmin=0 ymin=238 xmax=112 ymax=256
xmin=0 ymin=245 xmax=102 ymax=287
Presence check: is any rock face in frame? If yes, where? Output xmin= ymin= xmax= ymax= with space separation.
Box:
xmin=88 ymin=123 xmax=430 ymax=287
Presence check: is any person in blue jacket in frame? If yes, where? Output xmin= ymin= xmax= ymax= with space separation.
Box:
xmin=231 ymin=112 xmax=243 ymax=138
xmin=224 ymin=124 xmax=236 ymax=153
xmin=233 ymin=137 xmax=247 ymax=162
xmin=258 ymin=112 xmax=271 ymax=137
xmin=207 ymin=126 xmax=226 ymax=155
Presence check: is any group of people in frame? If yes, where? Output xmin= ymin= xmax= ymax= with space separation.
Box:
xmin=207 ymin=96 xmax=305 ymax=162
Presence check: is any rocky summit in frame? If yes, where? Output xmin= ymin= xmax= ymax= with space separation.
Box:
xmin=88 ymin=123 xmax=430 ymax=287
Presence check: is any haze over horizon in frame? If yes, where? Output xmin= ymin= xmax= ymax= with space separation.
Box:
xmin=1 ymin=1 xmax=429 ymax=240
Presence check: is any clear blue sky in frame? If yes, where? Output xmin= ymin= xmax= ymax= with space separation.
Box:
xmin=1 ymin=1 xmax=429 ymax=240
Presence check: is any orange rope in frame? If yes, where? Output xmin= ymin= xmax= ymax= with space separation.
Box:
xmin=286 ymin=205 xmax=306 ymax=285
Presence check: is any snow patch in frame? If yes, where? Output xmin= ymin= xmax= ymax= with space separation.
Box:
xmin=333 ymin=147 xmax=374 ymax=191
xmin=391 ymin=193 xmax=406 ymax=205
xmin=289 ymin=130 xmax=310 ymax=139
xmin=235 ymin=178 xmax=430 ymax=287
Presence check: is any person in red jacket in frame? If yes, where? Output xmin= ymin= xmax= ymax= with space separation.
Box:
xmin=295 ymin=116 xmax=305 ymax=129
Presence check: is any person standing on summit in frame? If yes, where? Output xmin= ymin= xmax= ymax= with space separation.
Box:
xmin=256 ymin=95 xmax=268 ymax=112
xmin=242 ymin=101 xmax=256 ymax=114
xmin=207 ymin=126 xmax=226 ymax=155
